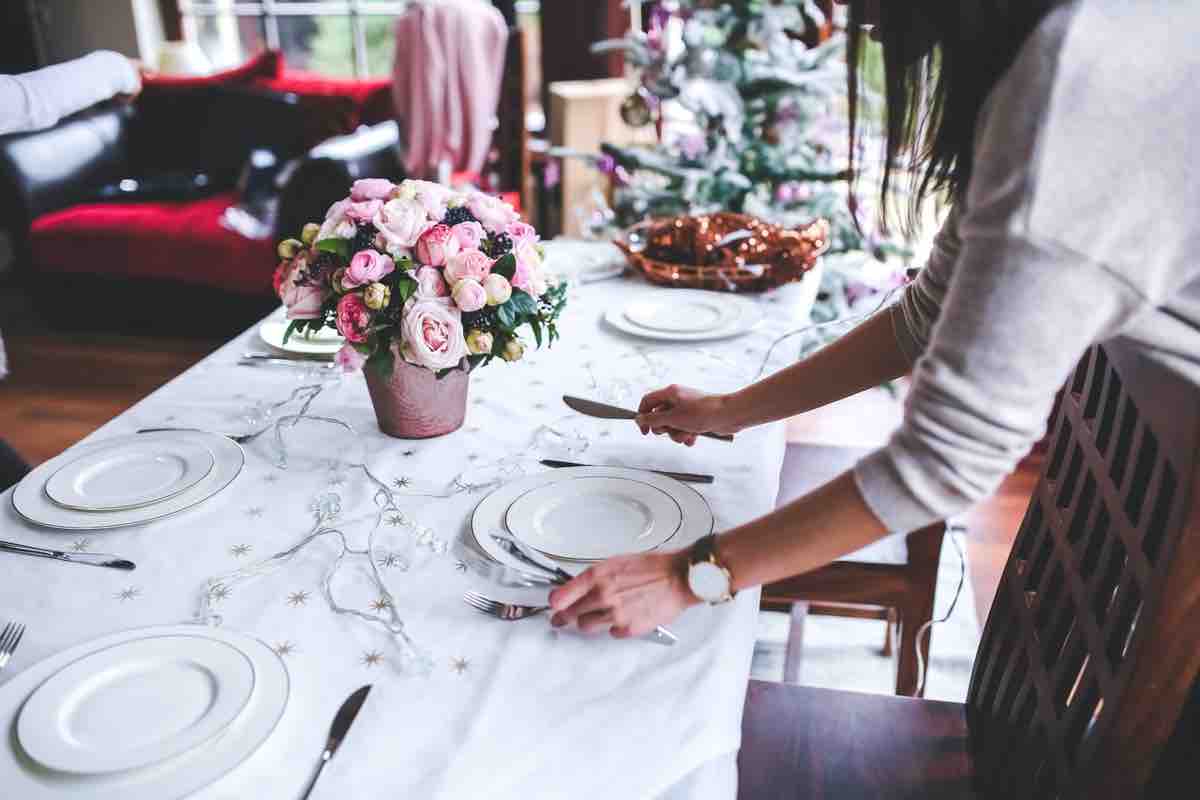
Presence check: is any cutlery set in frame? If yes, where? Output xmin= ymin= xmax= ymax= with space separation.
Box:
xmin=0 ymin=622 xmax=25 ymax=673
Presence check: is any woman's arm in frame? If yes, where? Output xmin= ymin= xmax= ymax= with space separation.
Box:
xmin=0 ymin=51 xmax=141 ymax=136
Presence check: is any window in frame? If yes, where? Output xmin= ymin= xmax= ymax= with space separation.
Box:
xmin=178 ymin=1 xmax=408 ymax=78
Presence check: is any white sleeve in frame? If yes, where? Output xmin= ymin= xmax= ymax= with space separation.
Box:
xmin=0 ymin=51 xmax=140 ymax=136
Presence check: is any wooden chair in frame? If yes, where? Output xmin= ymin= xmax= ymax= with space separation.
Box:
xmin=739 ymin=341 xmax=1200 ymax=798
xmin=763 ymin=443 xmax=946 ymax=696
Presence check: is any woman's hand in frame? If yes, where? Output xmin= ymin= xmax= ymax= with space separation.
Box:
xmin=548 ymin=550 xmax=700 ymax=638
xmin=636 ymin=385 xmax=739 ymax=446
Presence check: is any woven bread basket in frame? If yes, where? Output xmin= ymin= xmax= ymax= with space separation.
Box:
xmin=614 ymin=212 xmax=830 ymax=293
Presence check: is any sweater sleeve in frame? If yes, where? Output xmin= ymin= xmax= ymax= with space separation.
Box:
xmin=854 ymin=231 xmax=1149 ymax=532
xmin=890 ymin=204 xmax=963 ymax=365
xmin=0 ymin=51 xmax=140 ymax=136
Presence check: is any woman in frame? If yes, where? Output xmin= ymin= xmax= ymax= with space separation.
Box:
xmin=549 ymin=0 xmax=1200 ymax=636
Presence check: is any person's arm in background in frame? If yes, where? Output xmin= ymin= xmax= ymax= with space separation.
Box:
xmin=0 ymin=50 xmax=141 ymax=136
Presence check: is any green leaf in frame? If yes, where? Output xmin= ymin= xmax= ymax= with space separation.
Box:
xmin=282 ymin=319 xmax=302 ymax=345
xmin=496 ymin=302 xmax=517 ymax=330
xmin=507 ymin=289 xmax=537 ymax=316
xmin=530 ymin=318 xmax=543 ymax=348
xmin=366 ymin=345 xmax=395 ymax=379
xmin=316 ymin=238 xmax=350 ymax=261
xmin=492 ymin=253 xmax=517 ymax=280
xmin=393 ymin=273 xmax=418 ymax=305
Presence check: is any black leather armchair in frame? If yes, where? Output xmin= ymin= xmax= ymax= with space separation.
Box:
xmin=0 ymin=88 xmax=404 ymax=332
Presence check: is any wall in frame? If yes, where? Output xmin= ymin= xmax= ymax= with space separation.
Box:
xmin=28 ymin=0 xmax=163 ymax=65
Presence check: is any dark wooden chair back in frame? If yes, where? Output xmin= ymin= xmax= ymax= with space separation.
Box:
xmin=965 ymin=341 xmax=1200 ymax=797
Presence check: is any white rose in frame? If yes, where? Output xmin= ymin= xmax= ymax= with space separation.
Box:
xmin=374 ymin=198 xmax=435 ymax=252
xmin=317 ymin=198 xmax=352 ymax=241
xmin=467 ymin=191 xmax=520 ymax=234
xmin=398 ymin=180 xmax=453 ymax=220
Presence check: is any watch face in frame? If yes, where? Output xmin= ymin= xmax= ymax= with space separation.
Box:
xmin=688 ymin=560 xmax=731 ymax=603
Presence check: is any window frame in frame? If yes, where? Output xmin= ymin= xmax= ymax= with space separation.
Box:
xmin=178 ymin=0 xmax=409 ymax=78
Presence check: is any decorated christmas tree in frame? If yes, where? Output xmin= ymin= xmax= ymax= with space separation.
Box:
xmin=581 ymin=0 xmax=912 ymax=329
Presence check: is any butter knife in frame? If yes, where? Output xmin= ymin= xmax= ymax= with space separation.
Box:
xmin=300 ymin=685 xmax=372 ymax=800
xmin=562 ymin=396 xmax=734 ymax=442
xmin=490 ymin=532 xmax=678 ymax=647
xmin=0 ymin=540 xmax=135 ymax=571
xmin=540 ymin=459 xmax=714 ymax=484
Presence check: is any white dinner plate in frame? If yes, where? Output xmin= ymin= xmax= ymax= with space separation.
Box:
xmin=471 ymin=466 xmax=714 ymax=575
xmin=43 ymin=438 xmax=215 ymax=512
xmin=504 ymin=476 xmax=683 ymax=562
xmin=604 ymin=290 xmax=764 ymax=342
xmin=18 ymin=635 xmax=256 ymax=775
xmin=623 ymin=293 xmax=742 ymax=334
xmin=0 ymin=625 xmax=288 ymax=800
xmin=259 ymin=316 xmax=344 ymax=357
xmin=12 ymin=432 xmax=244 ymax=531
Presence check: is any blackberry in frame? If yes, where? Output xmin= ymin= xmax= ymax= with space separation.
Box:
xmin=486 ymin=233 xmax=513 ymax=258
xmin=351 ymin=223 xmax=378 ymax=254
xmin=442 ymin=206 xmax=478 ymax=227
xmin=462 ymin=306 xmax=498 ymax=329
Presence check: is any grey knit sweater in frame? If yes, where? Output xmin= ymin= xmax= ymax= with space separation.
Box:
xmin=853 ymin=0 xmax=1200 ymax=532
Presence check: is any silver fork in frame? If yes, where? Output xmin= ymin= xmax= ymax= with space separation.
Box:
xmin=0 ymin=622 xmax=26 ymax=671
xmin=464 ymin=592 xmax=548 ymax=621
xmin=137 ymin=426 xmax=272 ymax=446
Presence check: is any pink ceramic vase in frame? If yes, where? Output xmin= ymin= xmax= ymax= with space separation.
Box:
xmin=364 ymin=358 xmax=469 ymax=438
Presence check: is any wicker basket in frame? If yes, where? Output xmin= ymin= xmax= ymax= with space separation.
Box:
xmin=614 ymin=213 xmax=831 ymax=293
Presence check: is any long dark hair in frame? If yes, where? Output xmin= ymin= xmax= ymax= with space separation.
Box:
xmin=847 ymin=1 xmax=1059 ymax=235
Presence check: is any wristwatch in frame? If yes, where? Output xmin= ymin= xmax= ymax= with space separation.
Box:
xmin=687 ymin=534 xmax=734 ymax=605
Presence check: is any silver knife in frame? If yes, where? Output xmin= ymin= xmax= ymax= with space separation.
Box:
xmin=300 ymin=684 xmax=372 ymax=800
xmin=0 ymin=540 xmax=135 ymax=571
xmin=540 ymin=459 xmax=714 ymax=484
xmin=490 ymin=532 xmax=678 ymax=647
xmin=239 ymin=356 xmax=337 ymax=369
xmin=562 ymin=395 xmax=734 ymax=442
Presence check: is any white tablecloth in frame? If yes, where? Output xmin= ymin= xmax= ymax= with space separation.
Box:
xmin=0 ymin=263 xmax=816 ymax=799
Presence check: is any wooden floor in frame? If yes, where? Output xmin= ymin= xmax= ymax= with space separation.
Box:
xmin=1 ymin=321 xmax=1032 ymax=628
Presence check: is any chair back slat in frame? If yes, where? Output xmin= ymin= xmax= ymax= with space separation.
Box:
xmin=965 ymin=341 xmax=1200 ymax=798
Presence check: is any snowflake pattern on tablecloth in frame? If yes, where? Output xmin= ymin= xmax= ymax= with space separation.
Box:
xmin=274 ymin=641 xmax=297 ymax=657
xmin=369 ymin=597 xmax=392 ymax=612
xmin=114 ymin=587 xmax=141 ymax=602
xmin=246 ymin=506 xmax=266 ymax=519
xmin=386 ymin=513 xmax=408 ymax=527
xmin=392 ymin=477 xmax=411 ymax=489
xmin=71 ymin=538 xmax=90 ymax=552
xmin=376 ymin=552 xmax=407 ymax=570
xmin=362 ymin=650 xmax=384 ymax=667
xmin=208 ymin=584 xmax=233 ymax=602
xmin=450 ymin=656 xmax=470 ymax=675
xmin=230 ymin=544 xmax=252 ymax=557
xmin=402 ymin=449 xmax=416 ymax=457
xmin=287 ymin=590 xmax=311 ymax=607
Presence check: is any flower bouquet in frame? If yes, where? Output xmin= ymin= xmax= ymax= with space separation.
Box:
xmin=274 ymin=179 xmax=567 ymax=437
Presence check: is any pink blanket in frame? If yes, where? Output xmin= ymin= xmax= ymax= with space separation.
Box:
xmin=392 ymin=0 xmax=510 ymax=178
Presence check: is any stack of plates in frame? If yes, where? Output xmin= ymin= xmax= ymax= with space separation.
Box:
xmin=259 ymin=315 xmax=344 ymax=358
xmin=11 ymin=431 xmax=244 ymax=531
xmin=0 ymin=625 xmax=288 ymax=798
xmin=604 ymin=290 xmax=763 ymax=342
xmin=471 ymin=466 xmax=714 ymax=570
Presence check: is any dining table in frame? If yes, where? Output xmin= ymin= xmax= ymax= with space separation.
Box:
xmin=0 ymin=241 xmax=822 ymax=799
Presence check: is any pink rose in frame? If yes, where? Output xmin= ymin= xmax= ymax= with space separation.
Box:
xmin=317 ymin=198 xmax=354 ymax=241
xmin=400 ymin=180 xmax=454 ymax=219
xmin=343 ymin=249 xmax=395 ymax=289
xmin=336 ymin=293 xmax=373 ymax=344
xmin=510 ymin=240 xmax=543 ymax=292
xmin=373 ymin=198 xmax=434 ymax=254
xmin=345 ymin=199 xmax=383 ymax=224
xmin=335 ymin=344 xmax=367 ymax=372
xmin=350 ymin=179 xmax=396 ymax=201
xmin=451 ymin=221 xmax=486 ymax=251
xmin=401 ymin=296 xmax=467 ymax=370
xmin=444 ymin=249 xmax=493 ymax=286
xmin=283 ymin=282 xmax=325 ymax=320
xmin=467 ymin=192 xmax=519 ymax=234
xmin=415 ymin=224 xmax=461 ymax=267
xmin=414 ymin=266 xmax=449 ymax=298
xmin=505 ymin=221 xmax=539 ymax=245
xmin=451 ymin=278 xmax=487 ymax=312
